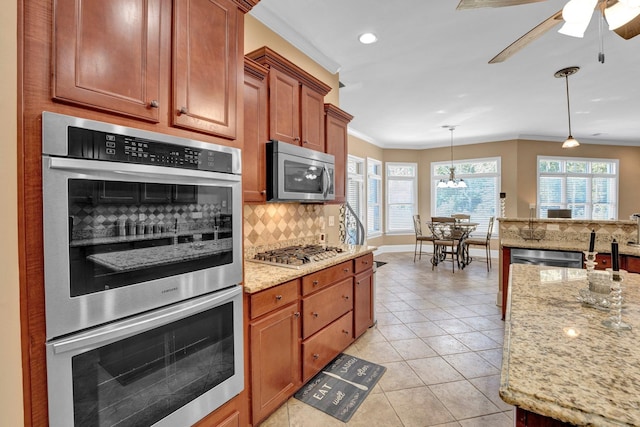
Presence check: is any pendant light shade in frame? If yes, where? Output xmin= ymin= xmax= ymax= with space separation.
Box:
xmin=554 ymin=66 xmax=581 ymax=149
xmin=437 ymin=126 xmax=466 ymax=188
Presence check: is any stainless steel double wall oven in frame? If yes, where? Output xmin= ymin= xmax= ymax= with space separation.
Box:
xmin=42 ymin=112 xmax=244 ymax=426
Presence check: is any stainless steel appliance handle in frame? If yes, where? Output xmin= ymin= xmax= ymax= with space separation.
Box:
xmin=322 ymin=164 xmax=330 ymax=198
xmin=45 ymin=156 xmax=240 ymax=182
xmin=50 ymin=286 xmax=241 ymax=354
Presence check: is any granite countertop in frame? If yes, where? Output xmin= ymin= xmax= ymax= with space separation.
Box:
xmin=243 ymin=245 xmax=376 ymax=294
xmin=87 ymin=238 xmax=232 ymax=272
xmin=501 ymin=264 xmax=640 ymax=426
xmin=501 ymin=238 xmax=640 ymax=257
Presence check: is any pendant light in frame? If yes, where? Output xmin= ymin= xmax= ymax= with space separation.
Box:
xmin=437 ymin=126 xmax=467 ymax=188
xmin=554 ymin=66 xmax=581 ymax=149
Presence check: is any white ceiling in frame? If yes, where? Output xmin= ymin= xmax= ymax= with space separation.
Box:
xmin=250 ymin=0 xmax=640 ymax=149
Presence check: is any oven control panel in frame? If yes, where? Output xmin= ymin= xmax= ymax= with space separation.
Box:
xmin=67 ymin=126 xmax=233 ymax=173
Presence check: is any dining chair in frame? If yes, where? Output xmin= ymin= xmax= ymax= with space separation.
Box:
xmin=412 ymin=214 xmax=433 ymax=262
xmin=429 ymin=216 xmax=462 ymax=272
xmin=465 ymin=216 xmax=495 ymax=271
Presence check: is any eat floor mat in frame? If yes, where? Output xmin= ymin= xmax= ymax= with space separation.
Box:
xmin=294 ymin=353 xmax=386 ymax=423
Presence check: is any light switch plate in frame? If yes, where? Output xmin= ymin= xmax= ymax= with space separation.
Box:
xmin=547 ymin=224 xmax=559 ymax=231
xmin=328 ymin=216 xmax=335 ymax=226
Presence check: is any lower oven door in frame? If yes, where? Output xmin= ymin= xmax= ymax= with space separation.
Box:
xmin=46 ymin=286 xmax=244 ymax=427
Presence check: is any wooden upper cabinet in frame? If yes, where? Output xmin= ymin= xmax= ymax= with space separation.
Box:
xmin=53 ymin=0 xmax=166 ymax=121
xmin=243 ymin=58 xmax=269 ymax=202
xmin=325 ymin=104 xmax=354 ymax=204
xmin=246 ymin=47 xmax=331 ymax=150
xmin=173 ymin=0 xmax=240 ymax=139
xmin=300 ymin=86 xmax=325 ymax=152
xmin=268 ymin=69 xmax=300 ymax=145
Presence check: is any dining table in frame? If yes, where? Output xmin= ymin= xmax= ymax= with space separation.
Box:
xmin=427 ymin=220 xmax=479 ymax=269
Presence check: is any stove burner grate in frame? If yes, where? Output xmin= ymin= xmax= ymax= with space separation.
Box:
xmin=251 ymin=244 xmax=345 ymax=269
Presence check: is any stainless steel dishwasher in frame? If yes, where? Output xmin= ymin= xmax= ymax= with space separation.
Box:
xmin=510 ymin=248 xmax=583 ymax=268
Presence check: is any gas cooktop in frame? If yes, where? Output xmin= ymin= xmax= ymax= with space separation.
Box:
xmin=250 ymin=244 xmax=347 ymax=269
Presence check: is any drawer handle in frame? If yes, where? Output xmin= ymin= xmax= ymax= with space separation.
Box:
xmin=313 ymin=353 xmax=319 ymax=360
xmin=275 ymin=295 xmax=282 ymax=301
xmin=342 ymin=329 xmax=349 ymax=335
xmin=313 ymin=280 xmax=319 ymax=286
xmin=312 ymin=312 xmax=319 ymax=318
xmin=363 ymin=261 xmax=369 ymax=265
xmin=343 ymin=295 xmax=349 ymax=300
xmin=149 ymin=100 xmax=159 ymax=108
xmin=294 ymin=312 xmax=300 ymax=318
xmin=179 ymin=106 xmax=188 ymax=115
xmin=343 ymin=268 xmax=350 ymax=273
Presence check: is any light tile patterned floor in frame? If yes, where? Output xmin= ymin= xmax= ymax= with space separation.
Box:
xmin=258 ymin=252 xmax=513 ymax=427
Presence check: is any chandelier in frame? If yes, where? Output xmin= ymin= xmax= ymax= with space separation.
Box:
xmin=437 ymin=126 xmax=467 ymax=188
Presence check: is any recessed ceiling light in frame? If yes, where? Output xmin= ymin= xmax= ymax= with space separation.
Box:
xmin=358 ymin=33 xmax=378 ymax=44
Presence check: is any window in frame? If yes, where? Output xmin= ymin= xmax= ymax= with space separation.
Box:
xmin=431 ymin=157 xmax=500 ymax=236
xmin=386 ymin=162 xmax=417 ymax=234
xmin=367 ymin=158 xmax=382 ymax=237
xmin=537 ymin=156 xmax=618 ymax=219
xmin=346 ymin=156 xmax=365 ymax=242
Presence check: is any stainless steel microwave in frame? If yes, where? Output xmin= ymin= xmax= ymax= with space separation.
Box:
xmin=266 ymin=140 xmax=335 ymax=202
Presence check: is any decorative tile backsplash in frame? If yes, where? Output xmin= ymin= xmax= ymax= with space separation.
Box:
xmin=243 ymin=203 xmax=325 ymax=253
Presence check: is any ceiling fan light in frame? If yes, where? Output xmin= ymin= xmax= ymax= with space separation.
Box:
xmin=559 ymin=0 xmax=597 ymax=37
xmin=618 ymin=0 xmax=640 ymax=8
xmin=604 ymin=2 xmax=640 ymax=30
xmin=562 ymin=136 xmax=580 ymax=148
xmin=558 ymin=21 xmax=589 ymax=37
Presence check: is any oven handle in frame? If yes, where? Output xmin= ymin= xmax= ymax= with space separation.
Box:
xmin=49 ymin=286 xmax=241 ymax=354
xmin=45 ymin=156 xmax=241 ymax=183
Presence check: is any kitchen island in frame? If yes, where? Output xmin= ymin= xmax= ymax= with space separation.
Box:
xmin=501 ymin=264 xmax=640 ymax=426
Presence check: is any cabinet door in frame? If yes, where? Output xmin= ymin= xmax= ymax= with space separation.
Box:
xmin=354 ymin=271 xmax=373 ymax=338
xmin=325 ymin=105 xmax=353 ymax=204
xmin=172 ymin=185 xmax=198 ymax=203
xmin=300 ymin=86 xmax=325 ymax=152
xmin=97 ymin=182 xmax=139 ymax=204
xmin=173 ymin=0 xmax=239 ymax=139
xmin=53 ymin=0 xmax=164 ymax=121
xmin=250 ymin=303 xmax=301 ymax=424
xmin=243 ymin=60 xmax=268 ymax=202
xmin=269 ymin=69 xmax=301 ymax=145
xmin=140 ymin=183 xmax=172 ymax=203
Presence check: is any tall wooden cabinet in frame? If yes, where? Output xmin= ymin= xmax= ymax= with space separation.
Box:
xmin=325 ymin=104 xmax=354 ymax=204
xmin=246 ymin=47 xmax=332 ymax=151
xmin=243 ymin=58 xmax=269 ymax=202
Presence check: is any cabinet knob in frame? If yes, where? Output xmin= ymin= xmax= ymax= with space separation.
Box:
xmin=149 ymin=100 xmax=159 ymax=108
xmin=312 ymin=312 xmax=319 ymax=318
xmin=313 ymin=280 xmax=319 ymax=286
xmin=179 ymin=106 xmax=188 ymax=115
xmin=343 ymin=268 xmax=350 ymax=273
xmin=356 ymin=281 xmax=361 ymax=285
xmin=313 ymin=353 xmax=320 ymax=360
xmin=260 ymin=190 xmax=266 ymax=195
xmin=363 ymin=261 xmax=369 ymax=265
xmin=294 ymin=312 xmax=300 ymax=318
xmin=293 ymin=136 xmax=300 ymax=142
xmin=275 ymin=295 xmax=282 ymax=301
xmin=343 ymin=295 xmax=349 ymax=300
xmin=602 ymin=259 xmax=608 ymax=265
xmin=303 ymin=140 xmax=308 ymax=144
xmin=342 ymin=330 xmax=349 ymax=335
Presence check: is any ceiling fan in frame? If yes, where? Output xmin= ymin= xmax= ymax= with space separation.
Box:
xmin=457 ymin=0 xmax=640 ymax=63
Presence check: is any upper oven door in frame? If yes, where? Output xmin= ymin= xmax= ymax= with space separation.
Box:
xmin=42 ymin=156 xmax=242 ymax=339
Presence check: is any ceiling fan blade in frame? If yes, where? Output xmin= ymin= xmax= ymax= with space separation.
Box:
xmin=613 ymin=14 xmax=640 ymax=39
xmin=489 ymin=10 xmax=564 ymax=63
xmin=457 ymin=0 xmax=547 ymax=10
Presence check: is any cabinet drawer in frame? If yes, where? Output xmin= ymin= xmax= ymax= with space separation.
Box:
xmin=302 ymin=261 xmax=352 ymax=295
xmin=595 ymin=254 xmax=612 ymax=271
xmin=625 ymin=255 xmax=640 ymax=274
xmin=302 ymin=278 xmax=353 ymax=339
xmin=250 ymin=279 xmax=299 ymax=320
xmin=354 ymin=253 xmax=374 ymax=274
xmin=302 ymin=311 xmax=354 ymax=382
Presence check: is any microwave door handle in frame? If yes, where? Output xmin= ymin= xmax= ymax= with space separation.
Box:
xmin=322 ymin=165 xmax=330 ymax=198
xmin=50 ymin=286 xmax=241 ymax=354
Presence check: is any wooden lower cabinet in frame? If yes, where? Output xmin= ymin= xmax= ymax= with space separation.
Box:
xmin=624 ymin=255 xmax=640 ymax=273
xmin=594 ymin=253 xmax=612 ymax=270
xmin=249 ymin=296 xmax=301 ymax=424
xmin=302 ymin=277 xmax=353 ymax=339
xmin=302 ymin=311 xmax=354 ymax=382
xmin=354 ymin=270 xmax=374 ymax=338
